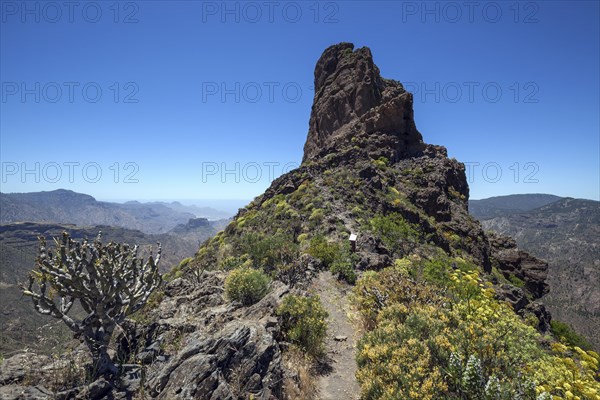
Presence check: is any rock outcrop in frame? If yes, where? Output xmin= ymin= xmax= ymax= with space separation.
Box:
xmin=142 ymin=273 xmax=288 ymax=400
xmin=1 ymin=272 xmax=288 ymax=399
xmin=480 ymin=197 xmax=600 ymax=350
xmin=301 ymin=43 xmax=550 ymax=327
xmin=303 ymin=43 xmax=425 ymax=163
xmin=488 ymin=232 xmax=549 ymax=299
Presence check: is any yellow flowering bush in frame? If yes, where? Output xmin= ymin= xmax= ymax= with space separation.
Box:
xmin=356 ymin=303 xmax=452 ymax=399
xmin=352 ymin=264 xmax=444 ymax=330
xmin=449 ymin=270 xmax=543 ymax=378
xmin=353 ymin=267 xmax=600 ymax=399
xmin=531 ymin=343 xmax=600 ymax=399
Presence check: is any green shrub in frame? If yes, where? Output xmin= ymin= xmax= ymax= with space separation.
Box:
xmin=508 ymin=274 xmax=526 ymax=288
xmin=373 ymin=156 xmax=389 ymax=169
xmin=330 ymin=258 xmax=356 ymax=284
xmin=303 ymin=202 xmax=315 ymax=211
xmin=307 ymin=235 xmax=340 ymax=268
xmin=422 ymin=254 xmax=477 ymax=286
xmin=163 ymin=257 xmax=192 ymax=281
xmin=237 ymin=233 xmax=298 ymax=272
xmin=369 ymin=213 xmax=420 ymax=256
xmin=219 ymin=255 xmax=252 ymax=270
xmin=179 ymin=257 xmax=193 ymax=268
xmin=275 ymin=261 xmax=306 ymax=287
xmin=422 ymin=257 xmax=450 ymax=285
xmin=392 ymin=258 xmax=412 ymax=276
xmin=225 ymin=267 xmax=270 ymax=306
xmin=352 ymin=266 xmax=443 ymax=330
xmin=297 ymin=233 xmax=309 ymax=243
xmin=277 ymin=295 xmax=328 ymax=358
xmin=193 ymin=241 xmax=219 ymax=273
xmin=307 ymin=236 xmax=357 ymax=283
xmin=350 ymin=205 xmax=363 ymax=216
xmin=550 ymin=320 xmax=593 ymax=350
xmin=330 ymin=242 xmax=358 ymax=284
xmin=308 ymin=208 xmax=325 ymax=222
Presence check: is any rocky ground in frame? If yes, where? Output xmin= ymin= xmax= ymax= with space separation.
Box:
xmin=0 ymin=271 xmax=289 ymax=399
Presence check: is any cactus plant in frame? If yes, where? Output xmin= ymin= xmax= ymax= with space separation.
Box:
xmin=22 ymin=232 xmax=161 ymax=377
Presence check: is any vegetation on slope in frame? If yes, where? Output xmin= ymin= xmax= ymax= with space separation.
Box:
xmin=354 ymin=264 xmax=599 ymax=399
xmin=175 ymin=152 xmax=600 ymax=399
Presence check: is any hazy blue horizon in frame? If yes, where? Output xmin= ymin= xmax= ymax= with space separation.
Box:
xmin=105 ymin=197 xmax=250 ymax=214
xmin=2 ymin=1 xmax=599 ymax=201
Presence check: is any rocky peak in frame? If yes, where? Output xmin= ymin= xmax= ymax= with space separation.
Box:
xmin=303 ymin=43 xmax=425 ymax=163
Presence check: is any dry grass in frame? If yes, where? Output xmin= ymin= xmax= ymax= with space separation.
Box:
xmin=282 ymin=347 xmax=318 ymax=400
xmin=44 ymin=350 xmax=89 ymax=392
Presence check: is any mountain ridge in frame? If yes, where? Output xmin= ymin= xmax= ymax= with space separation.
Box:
xmin=469 ymin=193 xmax=564 ymax=219
xmin=0 ymin=189 xmax=232 ymax=233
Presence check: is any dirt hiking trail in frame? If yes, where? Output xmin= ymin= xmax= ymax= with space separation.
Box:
xmin=311 ymin=271 xmax=361 ymax=400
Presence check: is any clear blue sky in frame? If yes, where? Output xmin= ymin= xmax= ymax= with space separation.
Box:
xmin=1 ymin=0 xmax=598 ymax=203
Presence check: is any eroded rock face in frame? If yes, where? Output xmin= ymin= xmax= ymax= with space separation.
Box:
xmin=141 ymin=274 xmax=288 ymax=399
xmin=148 ymin=324 xmax=281 ymax=399
xmin=0 ymin=273 xmax=288 ymax=399
xmin=488 ymin=233 xmax=549 ymax=299
xmin=0 ymin=385 xmax=52 ymax=400
xmin=303 ymin=43 xmax=425 ymax=163
xmin=486 ymin=232 xmax=552 ymax=331
xmin=0 ymin=353 xmax=50 ymax=386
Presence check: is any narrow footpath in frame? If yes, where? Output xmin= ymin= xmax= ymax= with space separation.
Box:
xmin=311 ymin=271 xmax=361 ymax=400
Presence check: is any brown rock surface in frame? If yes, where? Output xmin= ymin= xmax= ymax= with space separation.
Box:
xmin=303 ymin=43 xmax=425 ymax=163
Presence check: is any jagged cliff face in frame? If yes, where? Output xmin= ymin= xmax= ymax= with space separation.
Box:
xmin=304 ymin=43 xmax=425 ymax=163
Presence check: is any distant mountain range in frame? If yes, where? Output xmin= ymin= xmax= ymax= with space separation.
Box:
xmin=469 ymin=194 xmax=563 ymax=219
xmin=0 ymin=189 xmax=233 ymax=233
xmin=130 ymin=200 xmax=232 ymax=221
xmin=470 ymin=194 xmax=600 ymax=350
